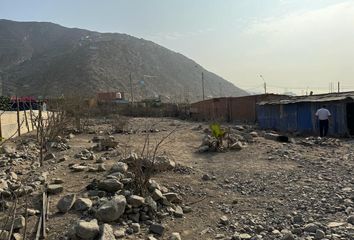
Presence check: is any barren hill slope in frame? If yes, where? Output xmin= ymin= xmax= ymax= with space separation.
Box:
xmin=0 ymin=19 xmax=247 ymax=101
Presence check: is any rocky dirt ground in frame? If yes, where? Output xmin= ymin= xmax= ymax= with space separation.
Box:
xmin=0 ymin=117 xmax=353 ymax=240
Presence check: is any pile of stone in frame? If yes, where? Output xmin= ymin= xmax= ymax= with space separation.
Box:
xmin=56 ymin=154 xmax=184 ymax=239
xmin=47 ymin=136 xmax=71 ymax=151
xmin=197 ymin=134 xmax=246 ymax=153
xmin=299 ymin=137 xmax=342 ymax=147
xmin=92 ymin=136 xmax=119 ymax=151
xmin=0 ymin=171 xmax=43 ymax=214
xmin=0 ymin=141 xmax=40 ymax=168
xmin=120 ymin=153 xmax=176 ymax=173
xmin=227 ymin=132 xmax=250 ymax=150
xmin=75 ymin=149 xmax=97 ymax=161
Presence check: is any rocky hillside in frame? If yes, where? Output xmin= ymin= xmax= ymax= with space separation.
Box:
xmin=0 ymin=19 xmax=247 ymax=101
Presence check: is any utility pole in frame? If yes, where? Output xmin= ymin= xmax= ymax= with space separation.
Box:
xmin=0 ymin=74 xmax=2 ymax=96
xmin=259 ymin=75 xmax=266 ymax=94
xmin=338 ymin=81 xmax=340 ymax=93
xmin=202 ymin=72 xmax=205 ymax=100
xmin=264 ymin=82 xmax=267 ymax=94
xmin=219 ymin=82 xmax=222 ymax=97
xmin=129 ymin=72 xmax=133 ymax=103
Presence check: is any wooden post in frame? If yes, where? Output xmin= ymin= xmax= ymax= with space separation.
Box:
xmin=0 ymin=113 xmax=2 ymax=141
xmin=41 ymin=190 xmax=47 ymax=238
xmin=29 ymin=100 xmax=34 ymax=130
xmin=16 ymin=97 xmax=21 ymax=136
xmin=38 ymin=104 xmax=43 ymax=166
xmin=24 ymin=106 xmax=30 ymax=133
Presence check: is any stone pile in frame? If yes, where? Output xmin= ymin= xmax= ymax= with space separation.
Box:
xmin=120 ymin=153 xmax=176 ymax=173
xmin=0 ymin=141 xmax=40 ymax=169
xmin=198 ymin=132 xmax=253 ymax=153
xmin=196 ymin=124 xmax=260 ymax=153
xmin=75 ymin=149 xmax=97 ymax=161
xmin=47 ymin=135 xmax=71 ymax=151
xmin=299 ymin=136 xmax=342 ymax=147
xmin=56 ymin=153 xmax=184 ymax=239
xmin=92 ymin=136 xmax=119 ymax=151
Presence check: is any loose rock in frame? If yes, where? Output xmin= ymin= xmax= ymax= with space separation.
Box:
xmin=149 ymin=223 xmax=165 ymax=236
xmin=128 ymin=195 xmax=145 ymax=207
xmin=99 ymin=224 xmax=115 ymax=240
xmin=74 ymin=198 xmax=92 ymax=211
xmin=47 ymin=184 xmax=63 ymax=194
xmin=75 ymin=219 xmax=100 ymax=240
xmin=96 ymin=195 xmax=127 ymax=222
xmin=57 ymin=194 xmax=76 ymax=213
xmin=97 ymin=179 xmax=123 ymax=193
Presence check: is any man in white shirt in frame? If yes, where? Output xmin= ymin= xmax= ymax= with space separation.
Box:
xmin=315 ymin=105 xmax=331 ymax=137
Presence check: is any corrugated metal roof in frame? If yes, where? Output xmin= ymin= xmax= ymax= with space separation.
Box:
xmin=258 ymin=91 xmax=354 ymax=105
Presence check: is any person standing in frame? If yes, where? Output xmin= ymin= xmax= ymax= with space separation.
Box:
xmin=315 ymin=105 xmax=331 ymax=137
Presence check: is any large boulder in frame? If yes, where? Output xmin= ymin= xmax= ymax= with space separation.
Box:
xmin=153 ymin=156 xmax=176 ymax=172
xmin=57 ymin=194 xmax=76 ymax=213
xmin=74 ymin=198 xmax=93 ymax=211
xmin=128 ymin=195 xmax=145 ymax=207
xmin=97 ymin=179 xmax=123 ymax=193
xmin=149 ymin=223 xmax=165 ymax=236
xmin=99 ymin=224 xmax=115 ymax=240
xmin=75 ymin=219 xmax=100 ymax=240
xmin=110 ymin=162 xmax=128 ymax=173
xmin=96 ymin=195 xmax=127 ymax=222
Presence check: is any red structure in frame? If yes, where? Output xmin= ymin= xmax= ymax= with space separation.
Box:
xmin=190 ymin=94 xmax=290 ymax=123
xmin=10 ymin=96 xmax=37 ymax=102
xmin=96 ymin=92 xmax=124 ymax=103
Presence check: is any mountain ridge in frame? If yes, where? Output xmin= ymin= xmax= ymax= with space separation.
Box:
xmin=0 ymin=19 xmax=248 ymax=101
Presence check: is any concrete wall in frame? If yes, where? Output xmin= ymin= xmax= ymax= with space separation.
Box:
xmin=0 ymin=110 xmax=48 ymax=139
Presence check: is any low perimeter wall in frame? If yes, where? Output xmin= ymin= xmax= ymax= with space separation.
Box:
xmin=0 ymin=110 xmax=49 ymax=140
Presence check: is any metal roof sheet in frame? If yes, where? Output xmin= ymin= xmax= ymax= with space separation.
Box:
xmin=258 ymin=92 xmax=354 ymax=105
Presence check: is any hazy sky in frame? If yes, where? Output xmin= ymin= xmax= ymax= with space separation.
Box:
xmin=1 ymin=0 xmax=354 ymax=94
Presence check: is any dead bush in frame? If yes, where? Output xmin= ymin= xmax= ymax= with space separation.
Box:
xmin=111 ymin=115 xmax=130 ymax=133
xmin=127 ymin=125 xmax=177 ymax=196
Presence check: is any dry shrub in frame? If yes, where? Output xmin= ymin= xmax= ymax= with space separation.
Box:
xmin=129 ymin=126 xmax=177 ymax=196
xmin=33 ymin=96 xmax=93 ymax=165
xmin=111 ymin=115 xmax=130 ymax=133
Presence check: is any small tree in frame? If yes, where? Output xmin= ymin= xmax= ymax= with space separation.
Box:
xmin=210 ymin=123 xmax=226 ymax=151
